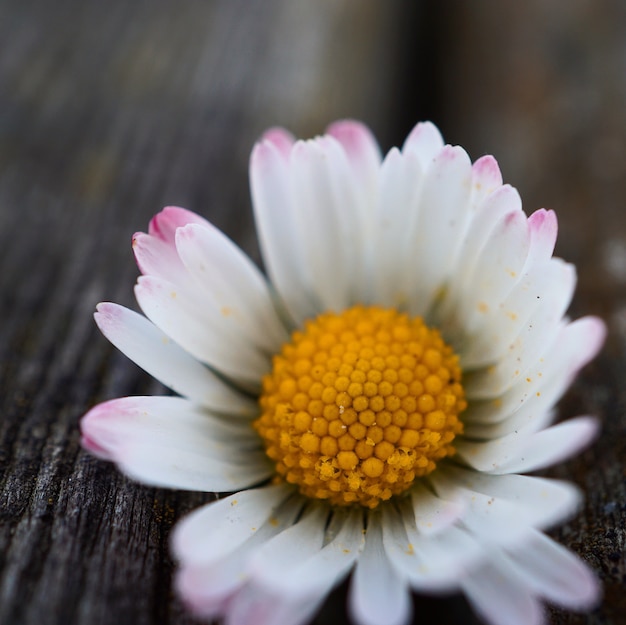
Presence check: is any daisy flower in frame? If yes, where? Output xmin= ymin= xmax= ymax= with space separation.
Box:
xmin=81 ymin=120 xmax=605 ymax=625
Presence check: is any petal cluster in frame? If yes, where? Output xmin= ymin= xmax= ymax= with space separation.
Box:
xmin=80 ymin=120 xmax=605 ymax=625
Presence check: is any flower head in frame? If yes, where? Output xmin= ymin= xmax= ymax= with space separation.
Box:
xmin=81 ymin=120 xmax=605 ymax=625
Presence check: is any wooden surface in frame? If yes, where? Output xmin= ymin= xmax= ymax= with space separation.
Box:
xmin=0 ymin=2 xmax=624 ymax=624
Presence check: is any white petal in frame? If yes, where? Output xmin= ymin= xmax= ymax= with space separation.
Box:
xmin=174 ymin=492 xmax=305 ymax=617
xmin=405 ymin=145 xmax=474 ymax=316
xmin=325 ymin=122 xmax=382 ymax=303
xmin=437 ymin=184 xmax=523 ymax=333
xmin=435 ymin=467 xmax=581 ymax=532
xmin=135 ymin=275 xmax=269 ymax=387
xmin=460 ymin=555 xmax=544 ymax=625
xmin=457 ymin=263 xmax=562 ymax=374
xmin=409 ymin=482 xmax=465 ymax=536
xmin=120 ymin=439 xmax=268 ymax=492
xmin=254 ymin=508 xmax=364 ymax=598
xmin=449 ymin=209 xmax=531 ymax=345
xmin=464 ymin=261 xmax=576 ymax=396
xmin=246 ymin=504 xmax=329 ymax=589
xmin=175 ymin=223 xmax=288 ymax=352
xmin=370 ymin=148 xmax=425 ymax=306
xmin=504 ymin=529 xmax=600 ymax=610
xmin=381 ymin=503 xmax=479 ymax=592
xmin=287 ymin=136 xmax=365 ymax=312
xmin=401 ymin=121 xmax=445 ymax=166
xmin=81 ymin=396 xmax=271 ymax=491
xmin=226 ymin=505 xmax=358 ymax=625
xmin=452 ymin=155 xmax=506 ymax=274
xmin=450 ymin=208 xmax=557 ymax=351
xmin=463 ymin=408 xmax=556 ymax=441
xmin=456 ymin=416 xmax=599 ymax=474
xmin=463 ymin=315 xmax=606 ymax=426
xmin=226 ymin=583 xmax=324 ymax=625
xmin=428 ymin=478 xmax=536 ymax=548
xmin=250 ymin=138 xmax=319 ymax=324
xmin=350 ymin=512 xmax=412 ymax=625
xmin=457 ymin=185 xmax=522 ymax=272
xmin=172 ymin=485 xmax=294 ymax=565
xmin=94 ymin=303 xmax=256 ymax=415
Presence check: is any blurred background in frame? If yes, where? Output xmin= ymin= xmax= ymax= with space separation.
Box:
xmin=0 ymin=1 xmax=624 ymax=624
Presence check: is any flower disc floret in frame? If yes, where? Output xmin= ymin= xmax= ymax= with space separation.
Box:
xmin=254 ymin=305 xmax=466 ymax=508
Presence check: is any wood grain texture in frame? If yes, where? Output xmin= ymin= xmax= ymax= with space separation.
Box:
xmin=0 ymin=1 xmax=623 ymax=625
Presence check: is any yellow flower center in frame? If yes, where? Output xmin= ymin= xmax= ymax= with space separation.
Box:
xmin=254 ymin=305 xmax=466 ymax=509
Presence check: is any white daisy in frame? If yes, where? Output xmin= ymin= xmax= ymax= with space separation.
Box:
xmin=81 ymin=120 xmax=605 ymax=625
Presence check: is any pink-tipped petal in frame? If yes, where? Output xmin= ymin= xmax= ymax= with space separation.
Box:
xmin=471 ymin=155 xmax=503 ymax=200
xmin=132 ymin=231 xmax=186 ymax=282
xmin=80 ymin=432 xmax=111 ymax=460
xmin=148 ymin=205 xmax=210 ymax=243
xmin=326 ymin=119 xmax=382 ymax=191
xmin=527 ymin=209 xmax=558 ymax=264
xmin=135 ymin=206 xmax=213 ymax=281
xmin=80 ymin=396 xmax=270 ymax=491
xmin=260 ymin=127 xmax=296 ymax=157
